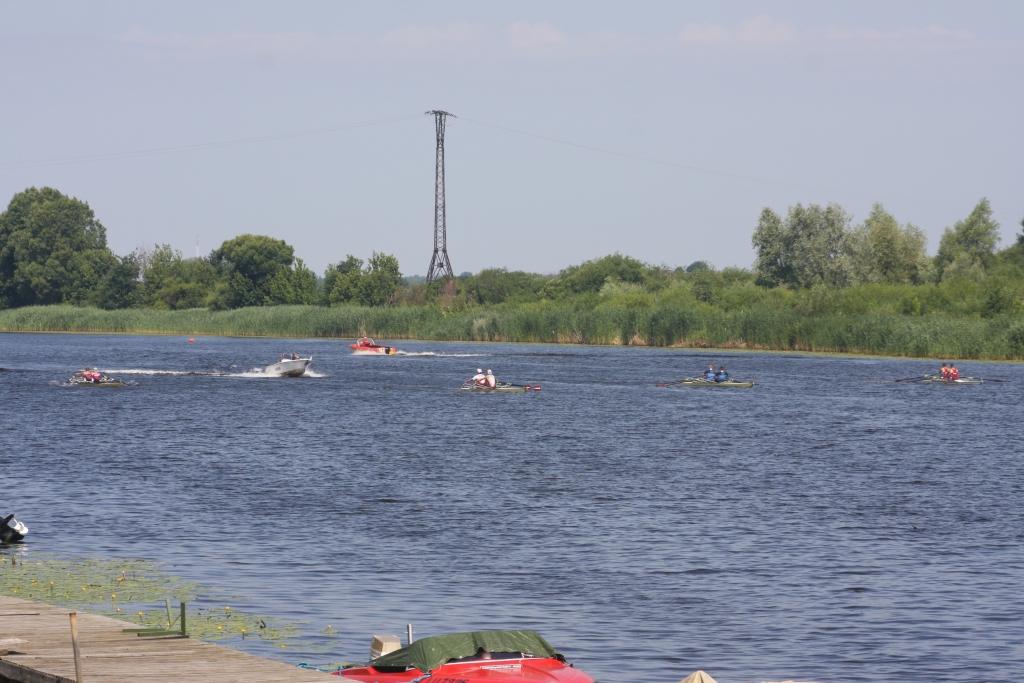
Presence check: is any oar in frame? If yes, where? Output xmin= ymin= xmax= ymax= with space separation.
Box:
xmin=656 ymin=378 xmax=689 ymax=387
xmin=895 ymin=375 xmax=934 ymax=382
xmin=982 ymin=378 xmax=1011 ymax=383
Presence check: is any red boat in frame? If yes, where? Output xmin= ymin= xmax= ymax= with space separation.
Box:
xmin=334 ymin=630 xmax=593 ymax=683
xmin=350 ymin=337 xmax=399 ymax=355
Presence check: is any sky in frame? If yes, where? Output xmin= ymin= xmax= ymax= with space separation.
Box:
xmin=1 ymin=1 xmax=1022 ymax=276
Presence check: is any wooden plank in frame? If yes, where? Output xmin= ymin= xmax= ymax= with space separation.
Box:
xmin=0 ymin=596 xmax=353 ymax=683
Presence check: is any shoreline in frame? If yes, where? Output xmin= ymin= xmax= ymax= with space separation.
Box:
xmin=1 ymin=303 xmax=1021 ymax=362
xmin=1 ymin=326 xmax=1020 ymax=365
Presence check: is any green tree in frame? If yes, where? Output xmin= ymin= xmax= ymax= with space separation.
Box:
xmin=752 ymin=203 xmax=850 ymax=288
xmin=208 ymin=234 xmax=298 ymax=308
xmin=357 ymin=252 xmax=402 ymax=307
xmin=685 ymin=260 xmax=711 ymax=273
xmin=137 ymin=244 xmax=218 ymax=309
xmin=934 ymin=198 xmax=1000 ymax=281
xmin=548 ymin=254 xmax=648 ymax=296
xmin=92 ymin=253 xmax=140 ymax=309
xmin=461 ymin=268 xmax=547 ymax=305
xmin=322 ymin=255 xmax=364 ymax=304
xmin=0 ymin=187 xmax=115 ymax=307
xmin=847 ymin=204 xmax=928 ymax=284
xmin=751 ymin=208 xmax=789 ymax=287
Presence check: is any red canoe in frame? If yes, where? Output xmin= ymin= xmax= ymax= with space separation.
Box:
xmin=334 ymin=630 xmax=592 ymax=683
xmin=350 ymin=337 xmax=398 ymax=355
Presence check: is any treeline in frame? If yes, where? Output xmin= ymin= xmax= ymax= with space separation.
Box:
xmin=2 ymin=186 xmax=1024 ymax=357
xmin=0 ymin=187 xmax=402 ymax=311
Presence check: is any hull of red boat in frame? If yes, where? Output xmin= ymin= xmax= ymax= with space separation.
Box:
xmin=337 ymin=657 xmax=593 ymax=683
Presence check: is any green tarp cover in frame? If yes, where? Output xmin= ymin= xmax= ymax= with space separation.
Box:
xmin=370 ymin=630 xmax=559 ymax=673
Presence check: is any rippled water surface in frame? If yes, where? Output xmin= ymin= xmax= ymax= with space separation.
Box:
xmin=2 ymin=332 xmax=1023 ymax=682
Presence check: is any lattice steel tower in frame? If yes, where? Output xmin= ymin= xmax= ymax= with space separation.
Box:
xmin=425 ymin=110 xmax=455 ymax=283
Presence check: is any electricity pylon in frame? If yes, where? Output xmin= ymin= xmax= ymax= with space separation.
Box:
xmin=425 ymin=110 xmax=455 ymax=283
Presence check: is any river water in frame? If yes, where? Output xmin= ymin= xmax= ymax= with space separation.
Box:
xmin=1 ymin=332 xmax=1022 ymax=682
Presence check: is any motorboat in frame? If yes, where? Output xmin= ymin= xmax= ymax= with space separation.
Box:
xmin=67 ymin=369 xmax=127 ymax=387
xmin=1 ymin=514 xmax=28 ymax=543
xmin=460 ymin=381 xmax=541 ymax=393
xmin=263 ymin=355 xmax=312 ymax=377
xmin=350 ymin=337 xmax=398 ymax=355
xmin=663 ymin=377 xmax=754 ymax=388
xmin=334 ymin=630 xmax=592 ymax=683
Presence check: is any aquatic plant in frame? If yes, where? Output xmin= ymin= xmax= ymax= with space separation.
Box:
xmin=0 ymin=555 xmax=297 ymax=644
xmin=2 ymin=286 xmax=1023 ymax=359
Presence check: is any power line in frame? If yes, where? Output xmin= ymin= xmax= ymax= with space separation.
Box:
xmin=7 ymin=114 xmax=421 ymax=169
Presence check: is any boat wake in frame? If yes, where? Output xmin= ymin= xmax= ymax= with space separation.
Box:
xmin=52 ymin=379 xmax=137 ymax=387
xmin=99 ymin=367 xmax=324 ymax=378
xmin=100 ymin=368 xmax=226 ymax=376
xmin=230 ymin=369 xmax=325 ymax=379
xmin=396 ymin=351 xmax=485 ymax=357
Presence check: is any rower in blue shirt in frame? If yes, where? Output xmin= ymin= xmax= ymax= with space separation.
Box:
xmin=704 ymin=365 xmax=716 ymax=381
xmin=714 ymin=366 xmax=729 ymax=382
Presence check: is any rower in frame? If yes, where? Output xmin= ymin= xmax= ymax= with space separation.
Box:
xmin=472 ymin=368 xmax=486 ymax=386
xmin=939 ymin=363 xmax=949 ymax=379
xmin=948 ymin=364 xmax=960 ymax=381
xmin=715 ymin=366 xmax=729 ymax=382
xmin=704 ymin=365 xmax=716 ymax=381
xmin=485 ymin=369 xmax=497 ymax=388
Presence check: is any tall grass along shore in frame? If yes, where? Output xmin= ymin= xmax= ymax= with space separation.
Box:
xmin=2 ymin=303 xmax=1022 ymax=360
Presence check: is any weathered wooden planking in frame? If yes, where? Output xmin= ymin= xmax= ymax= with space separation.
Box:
xmin=0 ymin=596 xmax=352 ymax=683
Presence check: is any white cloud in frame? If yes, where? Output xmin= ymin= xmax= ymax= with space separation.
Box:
xmin=678 ymin=23 xmax=732 ymax=46
xmin=121 ymin=17 xmax=997 ymax=65
xmin=379 ymin=22 xmax=487 ymax=52
xmin=823 ymin=24 xmax=976 ymax=45
xmin=736 ymin=17 xmax=799 ymax=45
xmin=504 ymin=21 xmax=567 ymax=54
xmin=679 ymin=16 xmax=797 ymax=47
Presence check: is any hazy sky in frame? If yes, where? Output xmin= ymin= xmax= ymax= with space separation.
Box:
xmin=2 ymin=1 xmax=1022 ymax=276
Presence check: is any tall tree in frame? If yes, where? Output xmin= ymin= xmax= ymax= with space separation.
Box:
xmin=358 ymin=252 xmax=402 ymax=307
xmin=322 ymin=255 xmax=364 ymax=305
xmin=91 ymin=253 xmax=140 ymax=309
xmin=847 ymin=204 xmax=928 ymax=284
xmin=0 ymin=187 xmax=115 ymax=307
xmin=751 ymin=208 xmax=789 ymax=286
xmin=208 ymin=234 xmax=298 ymax=308
xmin=752 ymin=203 xmax=850 ymax=288
xmin=137 ymin=244 xmax=217 ymax=309
xmin=934 ymin=198 xmax=1000 ymax=280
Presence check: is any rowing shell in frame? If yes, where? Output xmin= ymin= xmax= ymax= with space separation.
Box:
xmin=459 ymin=382 xmax=541 ymax=393
xmin=664 ymin=378 xmax=754 ymax=389
xmin=918 ymin=376 xmax=983 ymax=385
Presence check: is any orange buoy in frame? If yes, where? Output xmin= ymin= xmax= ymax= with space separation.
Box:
xmin=187 ymin=338 xmax=196 ymax=344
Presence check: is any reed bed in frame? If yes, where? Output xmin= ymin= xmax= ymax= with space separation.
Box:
xmin=1 ymin=303 xmax=1021 ymax=359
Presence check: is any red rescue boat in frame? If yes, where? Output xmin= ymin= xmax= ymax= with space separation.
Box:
xmin=350 ymin=337 xmax=399 ymax=355
xmin=334 ymin=630 xmax=592 ymax=683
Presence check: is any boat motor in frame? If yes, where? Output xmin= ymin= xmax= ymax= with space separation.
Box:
xmin=1 ymin=514 xmax=28 ymax=543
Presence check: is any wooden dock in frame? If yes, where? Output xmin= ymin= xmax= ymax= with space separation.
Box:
xmin=0 ymin=596 xmax=351 ymax=683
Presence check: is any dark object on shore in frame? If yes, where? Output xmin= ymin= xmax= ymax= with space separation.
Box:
xmin=1 ymin=513 xmax=28 ymax=543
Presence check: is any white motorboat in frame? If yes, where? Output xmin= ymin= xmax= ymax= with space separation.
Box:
xmin=263 ymin=355 xmax=312 ymax=377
